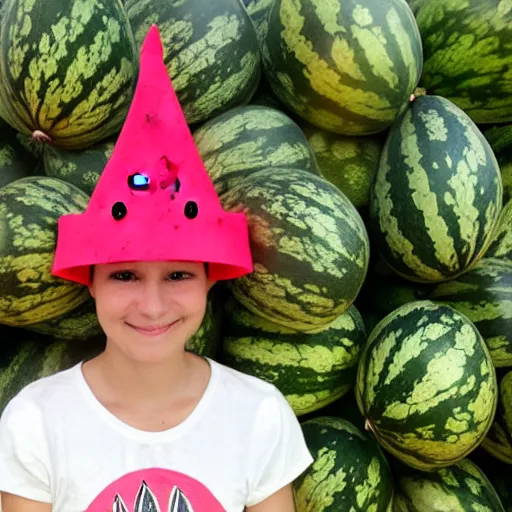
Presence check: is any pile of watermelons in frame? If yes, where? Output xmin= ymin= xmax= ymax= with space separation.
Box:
xmin=0 ymin=0 xmax=511 ymax=509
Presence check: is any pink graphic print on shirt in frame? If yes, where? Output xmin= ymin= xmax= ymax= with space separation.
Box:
xmin=85 ymin=468 xmax=226 ymax=512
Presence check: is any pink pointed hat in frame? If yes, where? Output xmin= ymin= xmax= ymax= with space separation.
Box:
xmin=51 ymin=25 xmax=253 ymax=286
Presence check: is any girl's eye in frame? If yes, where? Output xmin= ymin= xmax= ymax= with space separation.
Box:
xmin=111 ymin=271 xmax=136 ymax=281
xmin=169 ymin=271 xmax=191 ymax=281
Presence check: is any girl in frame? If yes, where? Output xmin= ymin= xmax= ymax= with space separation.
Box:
xmin=0 ymin=25 xmax=313 ymax=512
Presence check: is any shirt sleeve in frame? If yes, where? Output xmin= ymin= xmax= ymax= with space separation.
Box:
xmin=0 ymin=394 xmax=52 ymax=503
xmin=246 ymin=386 xmax=314 ymax=507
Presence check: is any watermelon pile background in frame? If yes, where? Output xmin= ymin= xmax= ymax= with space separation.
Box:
xmin=1 ymin=0 xmax=511 ymax=509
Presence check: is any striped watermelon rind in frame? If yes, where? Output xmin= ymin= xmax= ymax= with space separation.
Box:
xmin=0 ymin=0 xmax=138 ymax=149
xmin=302 ymin=124 xmax=384 ymax=209
xmin=0 ymin=332 xmax=105 ymax=414
xmin=415 ymin=0 xmax=512 ymax=124
xmin=222 ymin=296 xmax=367 ymax=416
xmin=43 ymin=139 xmax=115 ymax=196
xmin=392 ymin=457 xmax=506 ymax=512
xmin=220 ymin=167 xmax=370 ymax=331
xmin=293 ymin=417 xmax=394 ymax=511
xmin=370 ymin=95 xmax=503 ymax=283
xmin=487 ymin=199 xmax=512 ymax=262
xmin=261 ymin=0 xmax=423 ymax=135
xmin=193 ymin=105 xmax=319 ymax=196
xmin=356 ymin=300 xmax=498 ymax=471
xmin=126 ymin=0 xmax=261 ymax=125
xmin=367 ymin=258 xmax=512 ymax=368
xmin=0 ymin=177 xmax=90 ymax=326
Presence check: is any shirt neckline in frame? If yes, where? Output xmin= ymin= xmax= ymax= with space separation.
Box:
xmin=74 ymin=356 xmax=219 ymax=443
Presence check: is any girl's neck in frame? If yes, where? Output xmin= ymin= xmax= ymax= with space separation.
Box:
xmin=85 ymin=347 xmax=205 ymax=408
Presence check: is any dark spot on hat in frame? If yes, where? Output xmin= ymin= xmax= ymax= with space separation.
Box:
xmin=112 ymin=202 xmax=127 ymax=220
xmin=174 ymin=178 xmax=181 ymax=192
xmin=184 ymin=201 xmax=198 ymax=219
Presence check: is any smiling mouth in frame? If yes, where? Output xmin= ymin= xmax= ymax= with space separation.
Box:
xmin=126 ymin=320 xmax=181 ymax=336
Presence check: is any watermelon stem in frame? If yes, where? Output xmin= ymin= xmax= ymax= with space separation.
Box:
xmin=31 ymin=130 xmax=53 ymax=144
xmin=410 ymin=87 xmax=427 ymax=102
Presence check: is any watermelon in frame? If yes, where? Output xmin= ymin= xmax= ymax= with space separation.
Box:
xmin=392 ymin=457 xmax=506 ymax=512
xmin=477 ymin=459 xmax=512 ymax=511
xmin=0 ymin=0 xmax=138 ymax=150
xmin=0 ymin=329 xmax=105 ymax=414
xmin=184 ymin=290 xmax=224 ymax=359
xmin=293 ymin=417 xmax=394 ymax=511
xmin=368 ymin=258 xmax=512 ymax=368
xmin=222 ymin=295 xmax=366 ymax=416
xmin=415 ymin=0 xmax=512 ymax=124
xmin=193 ymin=105 xmax=319 ymax=196
xmin=43 ymin=139 xmax=115 ymax=195
xmin=302 ymin=124 xmax=384 ymax=210
xmin=0 ymin=177 xmax=90 ymax=326
xmin=370 ymin=95 xmax=502 ymax=283
xmin=487 ymin=198 xmax=512 ymax=262
xmin=24 ymin=298 xmax=102 ymax=341
xmin=356 ymin=300 xmax=498 ymax=471
xmin=405 ymin=0 xmax=427 ymax=13
xmin=484 ymin=123 xmax=512 ymax=203
xmin=126 ymin=0 xmax=261 ymax=126
xmin=261 ymin=0 xmax=423 ymax=135
xmin=220 ymin=167 xmax=370 ymax=331
xmin=0 ymin=123 xmax=37 ymax=189
xmin=242 ymin=0 xmax=273 ymax=43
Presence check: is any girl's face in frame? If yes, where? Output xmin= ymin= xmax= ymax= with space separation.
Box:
xmin=88 ymin=261 xmax=215 ymax=364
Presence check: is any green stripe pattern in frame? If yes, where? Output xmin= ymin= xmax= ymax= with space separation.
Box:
xmin=24 ymin=298 xmax=101 ymax=341
xmin=415 ymin=0 xmax=512 ymax=124
xmin=484 ymin=124 xmax=512 ymax=202
xmin=261 ymin=0 xmax=423 ymax=135
xmin=293 ymin=417 xmax=394 ymax=512
xmin=0 ymin=0 xmax=138 ymax=150
xmin=0 ymin=331 xmax=104 ymax=414
xmin=126 ymin=0 xmax=261 ymax=125
xmin=368 ymin=258 xmax=512 ymax=368
xmin=220 ymin=167 xmax=370 ymax=331
xmin=193 ymin=105 xmax=319 ymax=196
xmin=302 ymin=124 xmax=383 ymax=209
xmin=370 ymin=95 xmax=503 ymax=283
xmin=0 ymin=121 xmax=36 ymax=188
xmin=488 ymin=199 xmax=512 ymax=262
xmin=0 ymin=177 xmax=90 ymax=326
xmin=242 ymin=0 xmax=273 ymax=43
xmin=185 ymin=293 xmax=223 ymax=359
xmin=43 ymin=139 xmax=115 ymax=196
xmin=222 ymin=296 xmax=366 ymax=416
xmin=392 ymin=458 xmax=506 ymax=512
xmin=356 ymin=301 xmax=498 ymax=471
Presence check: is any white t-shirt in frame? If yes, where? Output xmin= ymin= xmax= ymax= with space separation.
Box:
xmin=0 ymin=357 xmax=313 ymax=512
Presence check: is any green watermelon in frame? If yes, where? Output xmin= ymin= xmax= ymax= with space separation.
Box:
xmin=184 ymin=290 xmax=224 ymax=359
xmin=242 ymin=0 xmax=273 ymax=43
xmin=220 ymin=167 xmax=370 ymax=331
xmin=126 ymin=0 xmax=261 ymax=125
xmin=477 ymin=459 xmax=512 ymax=511
xmin=24 ymin=298 xmax=102 ymax=341
xmin=392 ymin=457 xmax=506 ymax=512
xmin=483 ymin=123 xmax=512 ymax=203
xmin=370 ymin=95 xmax=502 ymax=283
xmin=193 ymin=105 xmax=319 ymax=196
xmin=368 ymin=258 xmax=512 ymax=368
xmin=356 ymin=301 xmax=498 ymax=471
xmin=0 ymin=121 xmax=37 ymax=188
xmin=302 ymin=124 xmax=384 ymax=209
xmin=222 ymin=296 xmax=366 ymax=416
xmin=0 ymin=0 xmax=138 ymax=150
xmin=415 ymin=0 xmax=512 ymax=124
xmin=43 ymin=139 xmax=115 ymax=195
xmin=487 ymin=199 xmax=512 ymax=262
xmin=0 ymin=329 xmax=105 ymax=414
xmin=293 ymin=417 xmax=394 ymax=511
xmin=261 ymin=0 xmax=423 ymax=135
xmin=0 ymin=177 xmax=90 ymax=326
